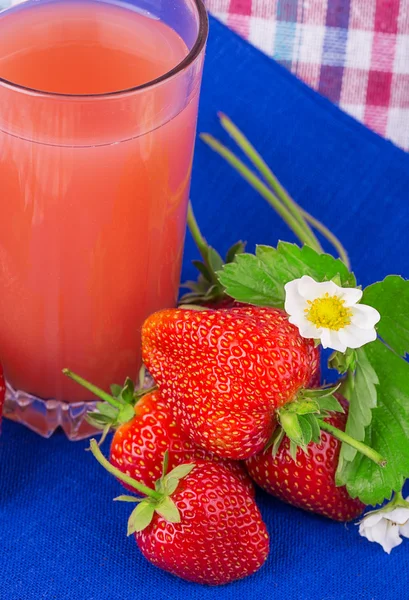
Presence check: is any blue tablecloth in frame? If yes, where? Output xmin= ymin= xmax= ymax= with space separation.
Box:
xmin=2 ymin=16 xmax=409 ymax=600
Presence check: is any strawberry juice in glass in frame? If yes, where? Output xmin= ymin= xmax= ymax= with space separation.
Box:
xmin=0 ymin=0 xmax=208 ymax=438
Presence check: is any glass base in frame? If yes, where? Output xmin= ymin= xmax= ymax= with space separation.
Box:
xmin=4 ymin=382 xmax=99 ymax=440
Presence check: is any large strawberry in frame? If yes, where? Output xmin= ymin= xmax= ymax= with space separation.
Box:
xmin=90 ymin=440 xmax=269 ymax=585
xmin=0 ymin=364 xmax=5 ymax=430
xmin=245 ymin=398 xmax=365 ymax=522
xmin=142 ymin=306 xmax=319 ymax=460
xmin=63 ymin=370 xmax=253 ymax=494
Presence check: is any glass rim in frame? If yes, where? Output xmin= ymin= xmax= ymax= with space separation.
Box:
xmin=0 ymin=0 xmax=209 ymax=98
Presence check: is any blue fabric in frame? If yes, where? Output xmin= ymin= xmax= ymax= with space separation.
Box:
xmin=2 ymin=15 xmax=409 ymax=600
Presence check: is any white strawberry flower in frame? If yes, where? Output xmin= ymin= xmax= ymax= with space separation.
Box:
xmin=359 ymin=499 xmax=409 ymax=554
xmin=284 ymin=275 xmax=380 ymax=353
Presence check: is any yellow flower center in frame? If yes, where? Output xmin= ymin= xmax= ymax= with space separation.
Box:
xmin=305 ymin=293 xmax=352 ymax=331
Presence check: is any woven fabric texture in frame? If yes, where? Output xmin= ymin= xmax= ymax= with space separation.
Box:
xmin=1 ymin=14 xmax=409 ymax=600
xmin=205 ymin=0 xmax=409 ymax=150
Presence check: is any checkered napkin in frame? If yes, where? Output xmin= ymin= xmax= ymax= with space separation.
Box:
xmin=206 ymin=0 xmax=409 ymax=151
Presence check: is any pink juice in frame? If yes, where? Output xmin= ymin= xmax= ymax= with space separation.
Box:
xmin=0 ymin=0 xmax=203 ymax=404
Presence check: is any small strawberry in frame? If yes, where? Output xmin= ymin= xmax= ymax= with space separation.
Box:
xmin=245 ymin=398 xmax=365 ymax=522
xmin=63 ymin=370 xmax=253 ymax=495
xmin=0 ymin=364 xmax=5 ymax=430
xmin=142 ymin=306 xmax=319 ymax=460
xmin=90 ymin=440 xmax=269 ymax=585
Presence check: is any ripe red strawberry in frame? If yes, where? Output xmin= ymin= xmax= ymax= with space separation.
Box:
xmin=90 ymin=439 xmax=269 ymax=586
xmin=63 ymin=370 xmax=253 ymax=495
xmin=142 ymin=306 xmax=319 ymax=460
xmin=0 ymin=365 xmax=5 ymax=430
xmin=245 ymin=399 xmax=365 ymax=522
xmin=307 ymin=360 xmax=321 ymax=388
xmin=109 ymin=389 xmax=254 ymax=495
xmin=135 ymin=460 xmax=269 ymax=585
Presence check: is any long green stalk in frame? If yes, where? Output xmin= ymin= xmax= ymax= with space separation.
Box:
xmin=186 ymin=201 xmax=209 ymax=263
xmin=90 ymin=439 xmax=162 ymax=499
xmin=301 ymin=210 xmax=350 ymax=269
xmin=319 ymin=421 xmax=386 ymax=467
xmin=218 ymin=112 xmax=322 ymax=252
xmin=203 ymin=116 xmax=351 ymax=269
xmin=200 ymin=134 xmax=321 ymax=251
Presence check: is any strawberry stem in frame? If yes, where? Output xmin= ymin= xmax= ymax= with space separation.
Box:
xmin=300 ymin=211 xmax=350 ymax=269
xmin=186 ymin=200 xmax=219 ymax=286
xmin=89 ymin=439 xmax=162 ymax=500
xmin=202 ymin=118 xmax=351 ymax=269
xmin=218 ymin=113 xmax=322 ymax=254
xmin=62 ymin=369 xmax=122 ymax=408
xmin=187 ymin=201 xmax=209 ymax=264
xmin=319 ymin=421 xmax=386 ymax=467
xmin=200 ymin=133 xmax=320 ymax=251
xmin=62 ymin=369 xmax=122 ymax=409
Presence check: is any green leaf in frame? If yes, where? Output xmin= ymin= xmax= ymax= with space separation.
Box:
xmin=160 ymin=462 xmax=195 ymax=496
xmin=270 ymin=428 xmax=285 ymax=456
xmin=285 ymin=399 xmax=320 ymax=415
xmin=117 ymin=404 xmax=136 ymax=424
xmin=86 ymin=413 xmax=111 ymax=427
xmin=114 ymin=495 xmax=142 ymax=503
xmin=110 ymin=384 xmax=122 ymax=398
xmin=316 ymin=395 xmax=345 ymax=414
xmin=207 ymin=247 xmax=224 ymax=274
xmin=155 ymin=496 xmax=181 ymax=524
xmin=257 ymin=243 xmax=355 ymax=287
xmin=304 ymin=413 xmax=321 ymax=444
xmin=363 ymin=276 xmax=409 ymax=357
xmin=127 ymin=501 xmax=155 ymax=535
xmin=218 ymin=243 xmax=356 ymax=308
xmin=192 ymin=260 xmax=212 ymax=283
xmin=165 ymin=463 xmax=195 ymax=481
xmin=179 ymin=280 xmax=204 ymax=294
xmin=95 ymin=402 xmax=118 ymax=420
xmin=337 ymin=348 xmax=378 ymax=477
xmin=155 ymin=478 xmax=165 ymax=494
xmin=289 ymin=440 xmax=298 ymax=461
xmin=164 ymin=477 xmax=180 ymax=496
xmin=279 ymin=412 xmax=304 ymax=447
xmin=218 ymin=253 xmax=284 ymax=307
xmin=339 ymin=340 xmax=409 ymax=505
xmin=329 ymin=348 xmax=357 ymax=374
xmin=298 ymin=415 xmax=313 ymax=446
xmin=162 ymin=450 xmax=169 ymax=478
xmin=120 ymin=378 xmax=135 ymax=404
xmin=225 ymin=240 xmax=246 ymax=264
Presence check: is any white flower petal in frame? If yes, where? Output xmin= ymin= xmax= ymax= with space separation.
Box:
xmin=359 ymin=523 xmax=374 ymax=542
xmin=339 ymin=287 xmax=363 ymax=306
xmin=320 ymin=328 xmax=347 ymax=352
xmin=297 ymin=276 xmax=338 ymax=301
xmin=399 ymin=498 xmax=409 ymax=538
xmin=362 ymin=512 xmax=385 ymax=528
xmin=298 ymin=323 xmax=323 ymax=339
xmin=360 ymin=516 xmax=390 ymax=547
xmin=350 ymin=304 xmax=381 ymax=329
xmin=284 ymin=281 xmax=307 ymax=317
xmin=399 ymin=520 xmax=409 ymax=539
xmin=338 ymin=325 xmax=377 ymax=349
xmin=284 ymin=276 xmax=379 ymax=352
xmin=288 ymin=314 xmax=321 ymax=336
xmin=377 ymin=522 xmax=403 ymax=554
xmin=385 ymin=508 xmax=409 ymax=525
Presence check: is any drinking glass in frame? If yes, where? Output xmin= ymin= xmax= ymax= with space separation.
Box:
xmin=0 ymin=0 xmax=208 ymax=438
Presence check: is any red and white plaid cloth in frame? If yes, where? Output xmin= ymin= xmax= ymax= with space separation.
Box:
xmin=206 ymin=0 xmax=409 ymax=151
